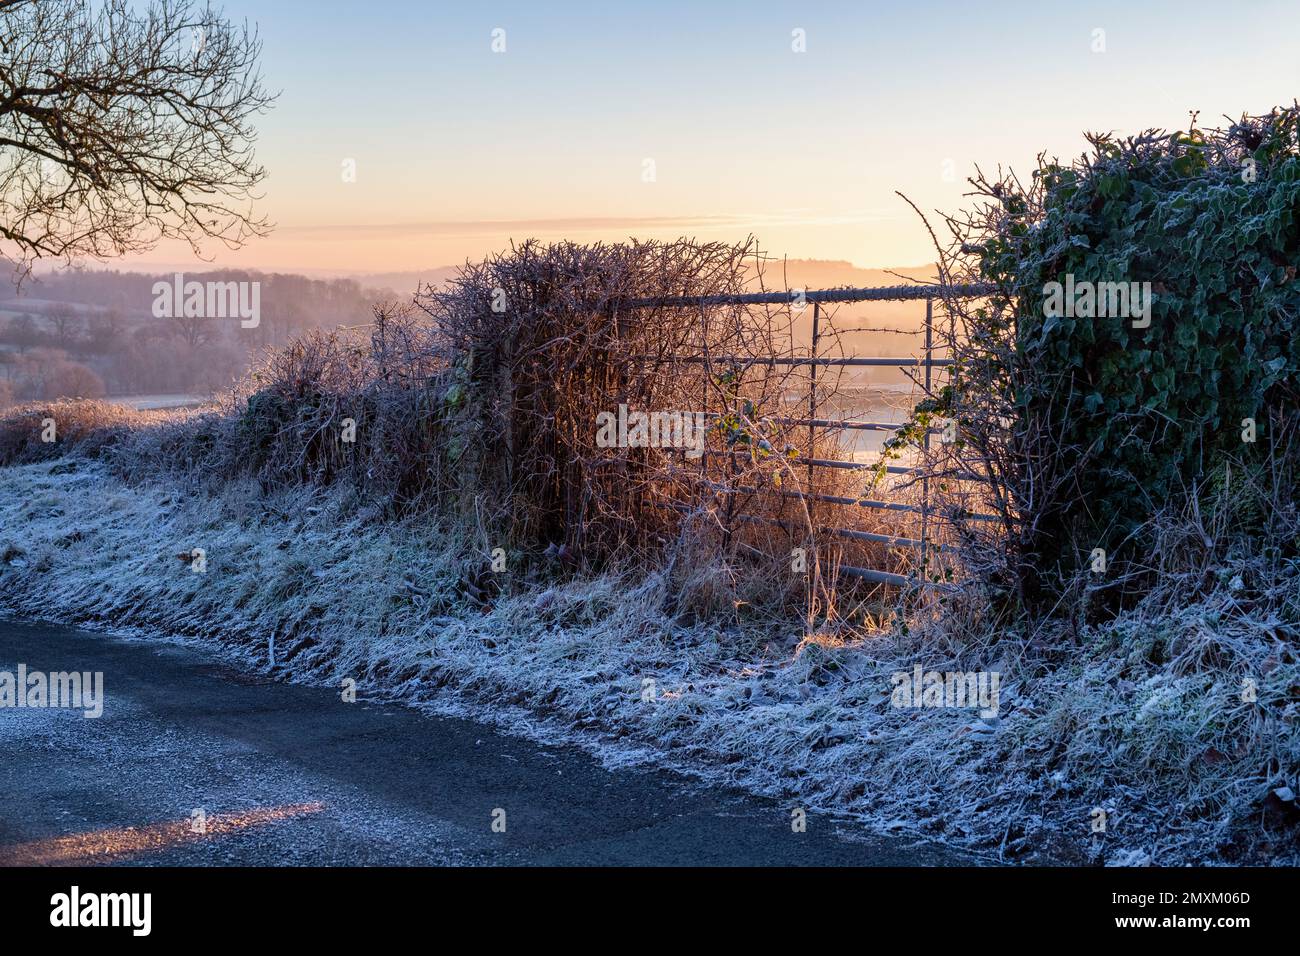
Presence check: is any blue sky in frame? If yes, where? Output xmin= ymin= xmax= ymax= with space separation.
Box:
xmin=151 ymin=0 xmax=1300 ymax=272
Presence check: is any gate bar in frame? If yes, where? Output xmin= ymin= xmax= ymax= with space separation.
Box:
xmin=624 ymin=282 xmax=995 ymax=308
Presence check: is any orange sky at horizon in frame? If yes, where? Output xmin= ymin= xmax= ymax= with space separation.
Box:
xmin=114 ymin=208 xmax=923 ymax=279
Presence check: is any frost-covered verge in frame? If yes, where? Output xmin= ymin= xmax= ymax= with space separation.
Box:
xmin=2 ymin=460 xmax=1297 ymax=865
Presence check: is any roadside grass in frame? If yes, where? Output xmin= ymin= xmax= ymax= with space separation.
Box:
xmin=2 ymin=457 xmax=1295 ymax=865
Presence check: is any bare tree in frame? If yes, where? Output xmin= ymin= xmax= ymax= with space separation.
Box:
xmin=0 ymin=0 xmax=275 ymax=281
xmin=47 ymin=302 xmax=80 ymax=347
xmin=168 ymin=307 xmax=213 ymax=348
xmin=86 ymin=305 xmax=125 ymax=352
xmin=5 ymin=312 xmax=38 ymax=351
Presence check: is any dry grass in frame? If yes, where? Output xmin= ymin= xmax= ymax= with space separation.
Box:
xmin=0 ymin=398 xmax=185 ymax=467
xmin=1 ymin=459 xmax=1293 ymax=864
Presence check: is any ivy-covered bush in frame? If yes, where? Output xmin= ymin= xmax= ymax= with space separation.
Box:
xmin=930 ymin=108 xmax=1300 ymax=596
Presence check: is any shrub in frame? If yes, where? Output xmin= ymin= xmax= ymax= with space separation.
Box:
xmin=41 ymin=358 xmax=106 ymax=400
xmin=923 ymin=107 xmax=1300 ymax=601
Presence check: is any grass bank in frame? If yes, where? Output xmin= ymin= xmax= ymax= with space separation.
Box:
xmin=2 ymin=456 xmax=1295 ymax=864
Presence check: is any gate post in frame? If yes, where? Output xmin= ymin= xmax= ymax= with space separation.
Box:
xmin=920 ymin=296 xmax=932 ymax=576
xmin=807 ymin=299 xmax=819 ymax=526
xmin=700 ymin=303 xmax=708 ymax=483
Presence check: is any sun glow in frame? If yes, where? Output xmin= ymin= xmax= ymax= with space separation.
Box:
xmin=0 ymin=802 xmax=326 ymax=866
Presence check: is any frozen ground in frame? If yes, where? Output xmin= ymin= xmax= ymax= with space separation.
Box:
xmin=1 ymin=460 xmax=1296 ymax=865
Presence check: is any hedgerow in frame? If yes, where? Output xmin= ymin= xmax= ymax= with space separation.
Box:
xmin=920 ymin=107 xmax=1300 ymax=601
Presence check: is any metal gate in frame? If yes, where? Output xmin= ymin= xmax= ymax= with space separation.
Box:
xmin=625 ymin=282 xmax=995 ymax=588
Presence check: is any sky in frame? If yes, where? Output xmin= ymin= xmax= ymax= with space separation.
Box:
xmin=128 ymin=0 xmax=1300 ymax=276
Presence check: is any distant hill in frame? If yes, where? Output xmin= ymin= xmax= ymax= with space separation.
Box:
xmin=351 ymin=266 xmax=461 ymax=298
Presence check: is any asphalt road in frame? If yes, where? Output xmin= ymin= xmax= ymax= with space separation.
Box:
xmin=0 ymin=619 xmax=966 ymax=866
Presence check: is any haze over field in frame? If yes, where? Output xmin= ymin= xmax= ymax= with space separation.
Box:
xmin=0 ymin=258 xmax=942 ymax=406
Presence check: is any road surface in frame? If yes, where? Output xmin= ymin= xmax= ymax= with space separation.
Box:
xmin=0 ymin=619 xmax=966 ymax=866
